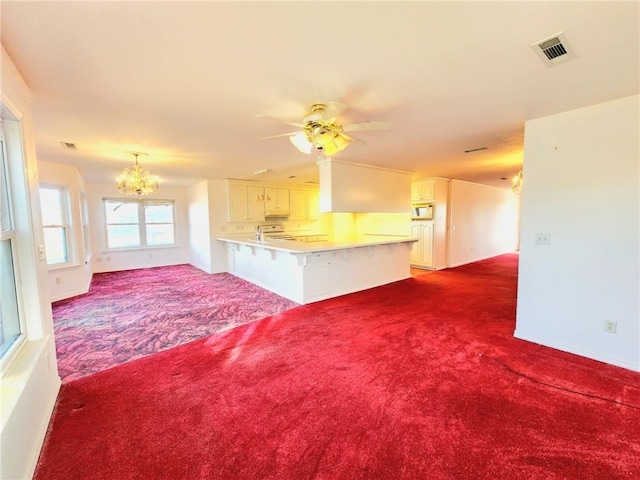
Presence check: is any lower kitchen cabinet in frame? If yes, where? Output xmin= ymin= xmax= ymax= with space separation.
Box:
xmin=410 ymin=221 xmax=434 ymax=268
xmin=304 ymin=252 xmax=331 ymax=300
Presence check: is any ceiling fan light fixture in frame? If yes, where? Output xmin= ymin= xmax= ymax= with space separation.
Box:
xmin=262 ymin=102 xmax=388 ymax=156
xmin=322 ymin=132 xmax=351 ymax=155
xmin=290 ymin=132 xmax=313 ymax=154
xmin=311 ymin=125 xmax=335 ymax=146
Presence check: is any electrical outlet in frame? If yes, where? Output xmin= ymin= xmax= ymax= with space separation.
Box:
xmin=604 ymin=321 xmax=617 ymax=333
xmin=55 ymin=277 xmax=61 ymax=285
xmin=96 ymin=257 xmax=103 ymax=263
xmin=535 ymin=233 xmax=551 ymax=245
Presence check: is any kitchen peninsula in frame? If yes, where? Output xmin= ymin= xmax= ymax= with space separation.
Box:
xmin=217 ymin=235 xmax=417 ymax=304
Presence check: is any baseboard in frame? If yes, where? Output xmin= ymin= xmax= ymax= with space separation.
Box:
xmin=51 ymin=286 xmax=89 ymax=303
xmin=448 ymin=250 xmax=518 ymax=269
xmin=514 ymin=329 xmax=640 ymax=372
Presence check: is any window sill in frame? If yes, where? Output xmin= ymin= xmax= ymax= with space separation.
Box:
xmin=47 ymin=262 xmax=84 ymax=273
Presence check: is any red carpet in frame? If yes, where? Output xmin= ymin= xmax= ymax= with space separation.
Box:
xmin=35 ymin=254 xmax=640 ymax=479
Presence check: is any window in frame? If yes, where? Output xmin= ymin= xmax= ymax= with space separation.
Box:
xmin=80 ymin=193 xmax=91 ymax=261
xmin=104 ymin=198 xmax=176 ymax=249
xmin=0 ymin=124 xmax=25 ymax=363
xmin=39 ymin=185 xmax=72 ymax=266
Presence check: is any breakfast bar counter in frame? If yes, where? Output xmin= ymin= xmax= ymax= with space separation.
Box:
xmin=216 ymin=235 xmax=417 ymax=304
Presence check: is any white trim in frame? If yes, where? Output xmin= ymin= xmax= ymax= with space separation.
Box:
xmin=514 ymin=329 xmax=640 ymax=372
xmin=51 ymin=286 xmax=90 ymax=303
xmin=447 ymin=251 xmax=515 ymax=269
xmin=315 ymin=157 xmax=413 ymax=176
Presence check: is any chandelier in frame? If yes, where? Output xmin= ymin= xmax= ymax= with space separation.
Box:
xmin=116 ymin=153 xmax=159 ymax=196
xmin=512 ymin=170 xmax=523 ymax=194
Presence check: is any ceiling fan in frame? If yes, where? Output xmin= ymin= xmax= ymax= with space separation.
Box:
xmin=261 ymin=103 xmax=390 ymax=156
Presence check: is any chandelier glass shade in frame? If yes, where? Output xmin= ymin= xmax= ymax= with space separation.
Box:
xmin=290 ymin=132 xmax=313 ymax=154
xmin=116 ymin=153 xmax=159 ymax=196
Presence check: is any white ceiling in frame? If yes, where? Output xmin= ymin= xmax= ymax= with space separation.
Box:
xmin=1 ymin=1 xmax=638 ymax=189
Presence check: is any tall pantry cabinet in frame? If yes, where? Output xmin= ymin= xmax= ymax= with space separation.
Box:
xmin=410 ymin=177 xmax=449 ymax=270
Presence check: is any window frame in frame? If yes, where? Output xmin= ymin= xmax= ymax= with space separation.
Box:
xmin=0 ymin=121 xmax=27 ymax=372
xmin=80 ymin=192 xmax=92 ymax=262
xmin=103 ymin=197 xmax=177 ymax=251
xmin=39 ymin=183 xmax=73 ymax=269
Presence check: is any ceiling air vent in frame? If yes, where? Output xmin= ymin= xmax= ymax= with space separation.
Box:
xmin=531 ymin=32 xmax=575 ymax=66
xmin=60 ymin=141 xmax=77 ymax=150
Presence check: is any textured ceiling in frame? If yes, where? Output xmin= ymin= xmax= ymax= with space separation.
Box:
xmin=1 ymin=1 xmax=638 ymax=189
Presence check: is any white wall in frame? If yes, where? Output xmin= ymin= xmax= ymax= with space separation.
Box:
xmin=1 ymin=45 xmax=61 ymax=480
xmin=515 ymin=94 xmax=639 ymax=371
xmin=318 ymin=159 xmax=412 ymax=213
xmin=86 ymin=182 xmax=190 ymax=273
xmin=187 ymin=180 xmax=213 ymax=273
xmin=448 ymin=180 xmax=520 ymax=267
xmin=207 ymin=179 xmax=233 ymax=273
xmin=357 ymin=212 xmax=412 ymax=236
xmin=38 ymin=161 xmax=93 ymax=301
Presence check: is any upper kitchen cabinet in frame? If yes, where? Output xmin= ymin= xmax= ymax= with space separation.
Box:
xmin=411 ymin=180 xmax=435 ymax=202
xmin=290 ymin=187 xmax=320 ymax=221
xmin=227 ymin=181 xmax=266 ymax=222
xmin=264 ymin=187 xmax=290 ymax=217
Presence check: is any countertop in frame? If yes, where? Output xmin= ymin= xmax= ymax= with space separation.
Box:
xmin=216 ymin=234 xmax=417 ymax=253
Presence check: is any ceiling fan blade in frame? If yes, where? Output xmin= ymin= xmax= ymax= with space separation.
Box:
xmin=256 ymin=114 xmax=304 ymax=128
xmin=341 ymin=132 xmax=365 ymax=143
xmin=260 ymin=132 xmax=299 ymax=140
xmin=342 ymin=120 xmax=391 ymax=132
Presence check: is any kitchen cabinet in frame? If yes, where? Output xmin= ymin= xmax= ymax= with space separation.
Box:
xmin=410 ymin=221 xmax=434 ymax=268
xmin=290 ymin=188 xmax=320 ymax=220
xmin=227 ymin=180 xmax=318 ymax=223
xmin=217 ymin=235 xmax=415 ymax=304
xmin=264 ymin=187 xmax=290 ymax=215
xmin=228 ymin=184 xmax=265 ymax=222
xmin=411 ymin=180 xmax=435 ymax=202
xmin=304 ymin=252 xmax=332 ymax=301
xmin=410 ymin=177 xmax=449 ymax=270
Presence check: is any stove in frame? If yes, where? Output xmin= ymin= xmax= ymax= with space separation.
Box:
xmin=260 ymin=224 xmax=296 ymax=240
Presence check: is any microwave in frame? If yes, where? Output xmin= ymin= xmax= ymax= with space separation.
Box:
xmin=411 ymin=202 xmax=434 ymax=220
